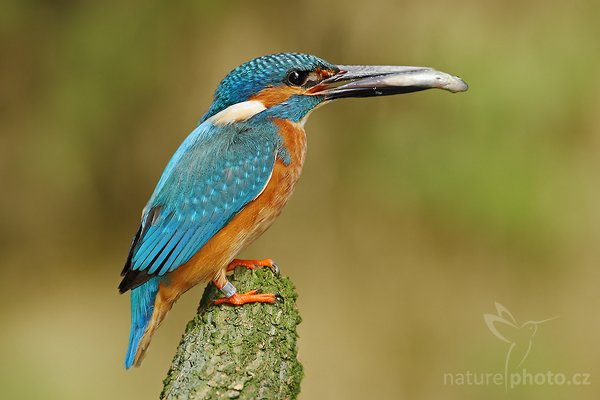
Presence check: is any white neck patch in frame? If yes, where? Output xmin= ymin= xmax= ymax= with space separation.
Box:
xmin=207 ymin=100 xmax=266 ymax=126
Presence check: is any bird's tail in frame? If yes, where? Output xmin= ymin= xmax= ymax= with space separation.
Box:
xmin=125 ymin=277 xmax=160 ymax=369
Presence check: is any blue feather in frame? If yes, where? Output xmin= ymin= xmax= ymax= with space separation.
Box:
xmin=162 ymin=228 xmax=195 ymax=273
xmin=149 ymin=227 xmax=186 ymax=274
xmin=127 ymin=118 xmax=281 ymax=278
xmin=131 ymin=220 xmax=171 ymax=268
xmin=125 ymin=277 xmax=159 ymax=369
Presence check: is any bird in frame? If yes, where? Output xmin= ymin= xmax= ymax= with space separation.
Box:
xmin=484 ymin=302 xmax=558 ymax=389
xmin=118 ymin=52 xmax=468 ymax=369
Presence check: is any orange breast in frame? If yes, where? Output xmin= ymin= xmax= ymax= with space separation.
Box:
xmin=160 ymin=119 xmax=307 ymax=302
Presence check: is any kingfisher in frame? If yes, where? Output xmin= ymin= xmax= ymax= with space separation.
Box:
xmin=118 ymin=52 xmax=467 ymax=369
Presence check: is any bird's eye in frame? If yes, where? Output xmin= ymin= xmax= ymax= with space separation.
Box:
xmin=286 ymin=70 xmax=309 ymax=86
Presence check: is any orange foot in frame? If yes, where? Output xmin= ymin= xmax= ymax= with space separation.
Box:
xmin=213 ymin=290 xmax=279 ymax=306
xmin=226 ymin=258 xmax=279 ymax=274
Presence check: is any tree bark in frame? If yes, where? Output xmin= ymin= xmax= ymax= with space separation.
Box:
xmin=161 ymin=267 xmax=303 ymax=400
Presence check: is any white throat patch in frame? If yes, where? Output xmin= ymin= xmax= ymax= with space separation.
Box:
xmin=207 ymin=100 xmax=266 ymax=126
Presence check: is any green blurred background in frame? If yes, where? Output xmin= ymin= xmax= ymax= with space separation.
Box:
xmin=2 ymin=0 xmax=599 ymax=399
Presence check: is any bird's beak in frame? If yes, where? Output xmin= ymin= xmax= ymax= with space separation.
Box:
xmin=310 ymin=65 xmax=468 ymax=100
xmin=531 ymin=316 xmax=560 ymax=325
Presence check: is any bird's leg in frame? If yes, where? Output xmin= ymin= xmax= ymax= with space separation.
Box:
xmin=226 ymin=258 xmax=279 ymax=274
xmin=212 ymin=269 xmax=278 ymax=306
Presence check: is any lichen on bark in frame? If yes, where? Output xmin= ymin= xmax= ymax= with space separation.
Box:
xmin=161 ymin=267 xmax=303 ymax=400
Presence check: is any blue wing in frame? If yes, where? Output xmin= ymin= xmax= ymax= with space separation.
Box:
xmin=119 ymin=119 xmax=279 ymax=292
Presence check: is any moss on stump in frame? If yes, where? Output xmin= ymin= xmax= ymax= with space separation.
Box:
xmin=161 ymin=267 xmax=303 ymax=400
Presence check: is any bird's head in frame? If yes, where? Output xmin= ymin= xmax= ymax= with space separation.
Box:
xmin=201 ymin=52 xmax=468 ymax=126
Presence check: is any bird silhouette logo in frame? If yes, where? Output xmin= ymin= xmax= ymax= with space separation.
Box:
xmin=484 ymin=302 xmax=558 ymax=390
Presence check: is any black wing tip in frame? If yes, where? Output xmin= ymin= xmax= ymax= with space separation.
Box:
xmin=118 ymin=269 xmax=153 ymax=294
xmin=118 ymin=272 xmax=131 ymax=293
xmin=118 ymin=281 xmax=128 ymax=294
xmin=118 ymin=258 xmax=134 ymax=292
xmin=119 ymin=224 xmax=147 ymax=293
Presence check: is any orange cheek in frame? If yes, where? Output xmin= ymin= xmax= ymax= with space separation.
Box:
xmin=250 ymin=86 xmax=304 ymax=107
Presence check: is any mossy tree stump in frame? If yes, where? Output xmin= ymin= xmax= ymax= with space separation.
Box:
xmin=161 ymin=267 xmax=303 ymax=399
